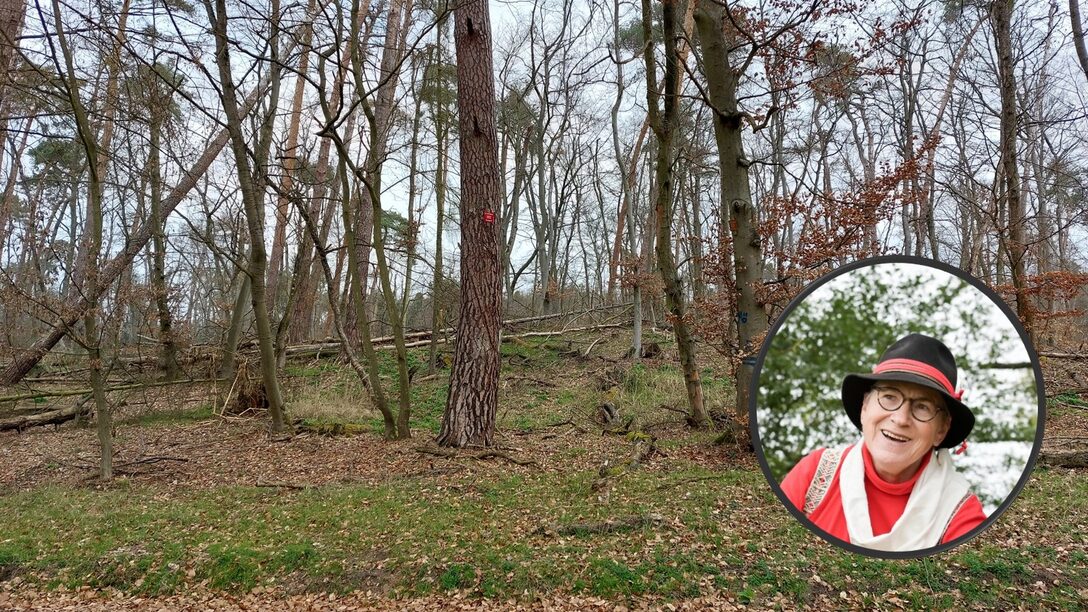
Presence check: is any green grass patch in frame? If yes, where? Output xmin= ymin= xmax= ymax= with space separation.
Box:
xmin=1052 ymin=392 xmax=1087 ymax=408
xmin=1 ymin=468 xmax=1086 ymax=605
xmin=205 ymin=543 xmax=262 ymax=590
xmin=438 ymin=563 xmax=477 ymax=590
xmin=122 ymin=404 xmax=214 ymax=427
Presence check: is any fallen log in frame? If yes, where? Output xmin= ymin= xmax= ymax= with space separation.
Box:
xmin=1038 ymin=352 xmax=1088 ymax=360
xmin=0 ymin=403 xmax=89 ymax=432
xmin=592 ymin=434 xmax=659 ymax=499
xmin=175 ymin=306 xmax=635 ymax=357
xmin=278 ymin=322 xmax=629 ymax=357
xmin=1039 ymin=449 xmax=1088 ymax=468
xmin=0 ymin=377 xmax=223 ymax=404
xmin=293 ymin=419 xmax=368 ymax=436
xmin=1039 ymin=437 xmax=1088 ymax=468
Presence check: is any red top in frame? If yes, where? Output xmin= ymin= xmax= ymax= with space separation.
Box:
xmin=780 ymin=445 xmax=987 ymax=545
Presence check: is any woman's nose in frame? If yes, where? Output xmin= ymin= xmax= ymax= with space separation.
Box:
xmin=890 ymin=407 xmax=912 ymax=427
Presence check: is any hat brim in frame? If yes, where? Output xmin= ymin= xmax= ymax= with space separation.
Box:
xmin=842 ymin=372 xmax=974 ymax=449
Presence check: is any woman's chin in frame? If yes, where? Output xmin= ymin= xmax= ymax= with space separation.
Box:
xmin=867 ymin=442 xmax=923 ymax=482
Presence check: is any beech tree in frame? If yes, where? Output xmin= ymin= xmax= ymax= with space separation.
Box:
xmin=643 ymin=0 xmax=707 ymax=427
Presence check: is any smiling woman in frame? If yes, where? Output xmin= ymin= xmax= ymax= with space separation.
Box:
xmin=752 ymin=257 xmax=1045 ymax=559
xmin=778 ymin=334 xmax=986 ymax=552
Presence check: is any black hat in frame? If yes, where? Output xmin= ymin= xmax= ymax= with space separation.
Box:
xmin=841 ymin=333 xmax=974 ymax=449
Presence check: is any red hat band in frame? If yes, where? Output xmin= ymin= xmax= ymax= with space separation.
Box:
xmin=872 ymin=358 xmax=964 ymax=401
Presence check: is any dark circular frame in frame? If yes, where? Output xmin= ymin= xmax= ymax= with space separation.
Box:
xmin=747 ymin=255 xmax=1047 ymax=560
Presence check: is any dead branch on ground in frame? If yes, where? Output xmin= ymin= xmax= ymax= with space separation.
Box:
xmin=592 ymin=434 xmax=660 ymax=500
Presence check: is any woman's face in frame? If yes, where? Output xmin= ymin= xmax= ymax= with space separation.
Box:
xmin=860 ymin=381 xmax=951 ymax=483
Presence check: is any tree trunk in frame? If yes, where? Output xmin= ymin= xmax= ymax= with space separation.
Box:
xmin=690 ymin=171 xmax=706 ymax=301
xmin=148 ymin=96 xmax=179 ymax=381
xmin=608 ymin=0 xmax=696 ymax=303
xmin=203 ymin=0 xmax=287 ymax=433
xmin=50 ymin=0 xmax=111 ymax=478
xmin=532 ymin=110 xmax=554 ymax=315
xmin=219 ymin=272 xmax=250 ymax=380
xmin=266 ymin=0 xmax=315 ymax=308
xmin=609 ymin=0 xmax=640 ymax=356
xmin=644 ymin=0 xmax=706 ymax=427
xmin=0 ymin=0 xmax=26 ymax=196
xmin=437 ymin=0 xmax=503 ymax=448
xmin=0 ymin=0 xmax=25 ymax=93
xmin=346 ymin=0 xmax=410 ymax=342
xmin=358 ymin=0 xmax=414 ymax=437
xmin=1071 ymin=0 xmax=1088 ymax=83
xmin=428 ymin=14 xmax=450 ymax=374
xmin=992 ymin=0 xmax=1034 ymax=342
xmin=694 ymin=2 xmax=769 ymax=432
xmin=400 ymin=56 xmax=424 ymax=325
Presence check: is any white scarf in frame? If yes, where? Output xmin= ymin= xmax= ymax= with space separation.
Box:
xmin=838 ymin=441 xmax=969 ymax=551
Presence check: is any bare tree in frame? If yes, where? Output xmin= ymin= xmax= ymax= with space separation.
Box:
xmin=644 ymin=0 xmax=707 ymax=426
xmin=991 ymin=0 xmax=1035 ymax=341
xmin=201 ymin=0 xmax=288 ymax=432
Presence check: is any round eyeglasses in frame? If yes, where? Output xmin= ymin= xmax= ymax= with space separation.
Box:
xmin=870 ymin=386 xmax=944 ymax=422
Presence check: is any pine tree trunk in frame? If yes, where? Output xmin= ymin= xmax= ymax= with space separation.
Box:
xmin=437 ymin=0 xmax=503 ymax=448
xmin=0 ymin=0 xmax=24 ymax=92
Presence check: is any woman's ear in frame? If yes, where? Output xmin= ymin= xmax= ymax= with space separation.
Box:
xmin=935 ymin=412 xmax=952 ymax=447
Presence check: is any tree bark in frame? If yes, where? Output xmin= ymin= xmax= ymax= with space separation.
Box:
xmin=1071 ymin=0 xmax=1088 ymax=84
xmin=438 ymin=0 xmax=503 ymax=448
xmin=694 ymin=2 xmax=769 ymax=431
xmin=992 ymin=0 xmax=1034 ymax=342
xmin=644 ymin=0 xmax=707 ymax=427
xmin=203 ymin=0 xmax=287 ymax=432
xmin=0 ymin=0 xmax=24 ymax=91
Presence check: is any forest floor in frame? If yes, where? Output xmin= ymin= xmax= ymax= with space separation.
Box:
xmin=0 ymin=331 xmax=1086 ymax=610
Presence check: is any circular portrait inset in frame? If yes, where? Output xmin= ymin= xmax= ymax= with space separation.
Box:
xmin=751 ymin=257 xmax=1044 ymax=558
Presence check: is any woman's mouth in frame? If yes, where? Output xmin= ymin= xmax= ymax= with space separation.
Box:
xmin=881 ymin=430 xmax=911 ymax=443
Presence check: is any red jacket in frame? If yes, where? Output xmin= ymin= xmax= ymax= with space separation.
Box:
xmin=780 ymin=444 xmax=986 ymax=545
